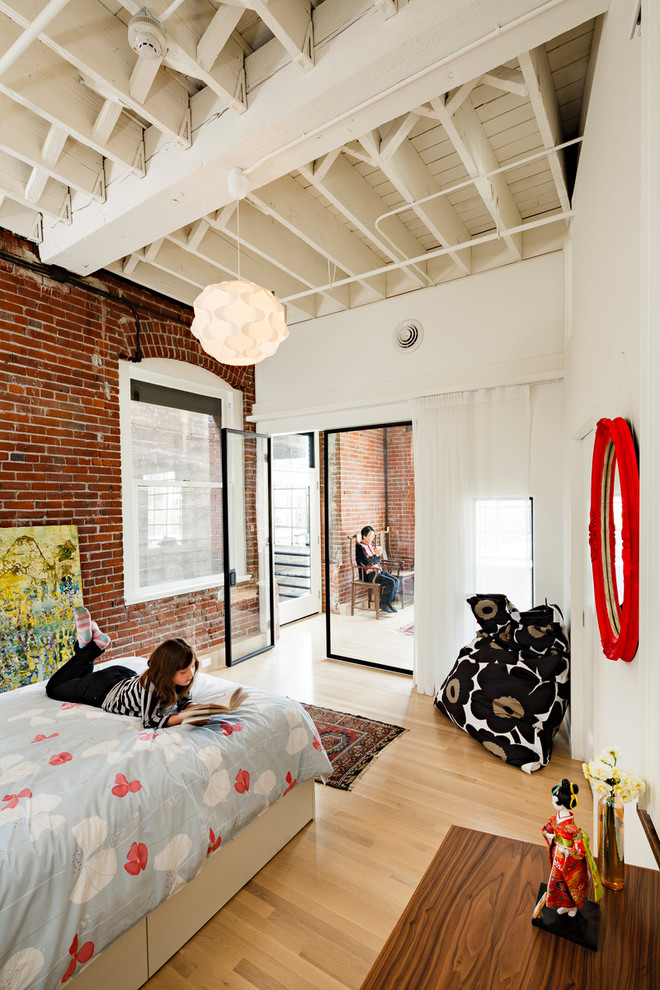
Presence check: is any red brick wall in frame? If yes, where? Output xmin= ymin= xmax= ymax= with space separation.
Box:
xmin=385 ymin=425 xmax=415 ymax=564
xmin=0 ymin=229 xmax=256 ymax=661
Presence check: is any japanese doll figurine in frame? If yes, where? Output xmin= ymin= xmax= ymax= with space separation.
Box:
xmin=540 ymin=779 xmax=603 ymax=916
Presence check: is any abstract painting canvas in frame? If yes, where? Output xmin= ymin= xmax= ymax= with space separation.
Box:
xmin=0 ymin=525 xmax=83 ymax=692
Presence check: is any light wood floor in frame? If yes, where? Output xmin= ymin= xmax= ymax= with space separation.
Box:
xmin=144 ymin=614 xmax=590 ymax=990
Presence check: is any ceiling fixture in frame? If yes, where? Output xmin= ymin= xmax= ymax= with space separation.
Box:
xmin=128 ymin=8 xmax=167 ymax=60
xmin=190 ymin=169 xmax=289 ymax=367
xmin=393 ymin=319 xmax=424 ymax=353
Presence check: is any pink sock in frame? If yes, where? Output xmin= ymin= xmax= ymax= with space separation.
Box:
xmin=74 ymin=606 xmax=92 ymax=647
xmin=91 ymin=620 xmax=111 ymax=650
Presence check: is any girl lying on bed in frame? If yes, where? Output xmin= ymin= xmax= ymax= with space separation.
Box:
xmin=46 ymin=607 xmax=210 ymax=728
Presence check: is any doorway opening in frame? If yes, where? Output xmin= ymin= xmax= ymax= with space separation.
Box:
xmin=324 ymin=423 xmax=414 ymax=673
xmin=272 ymin=432 xmax=321 ymax=625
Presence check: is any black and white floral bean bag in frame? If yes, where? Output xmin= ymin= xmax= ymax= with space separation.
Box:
xmin=434 ymin=595 xmax=570 ymax=773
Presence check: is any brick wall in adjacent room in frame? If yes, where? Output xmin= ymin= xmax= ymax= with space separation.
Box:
xmin=0 ymin=229 xmax=256 ymax=663
xmin=385 ymin=425 xmax=415 ymax=563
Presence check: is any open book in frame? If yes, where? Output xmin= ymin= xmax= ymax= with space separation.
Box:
xmin=179 ymin=686 xmax=248 ymax=724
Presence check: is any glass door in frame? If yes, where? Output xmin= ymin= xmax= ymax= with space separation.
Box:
xmin=222 ymin=429 xmax=274 ymax=665
xmin=272 ymin=433 xmax=321 ymax=624
xmin=325 ymin=423 xmax=414 ymax=673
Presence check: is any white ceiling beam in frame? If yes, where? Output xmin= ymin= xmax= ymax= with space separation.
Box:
xmin=0 ymin=198 xmax=43 ymax=242
xmin=24 ymin=167 xmax=48 ymax=204
xmin=0 ymin=0 xmax=192 ymax=145
xmin=0 ymin=149 xmax=69 ymax=218
xmin=444 ymin=78 xmax=480 ymax=116
xmin=379 ymin=113 xmax=419 ymax=158
xmin=249 ymin=175 xmax=387 ymax=298
xmin=105 ymin=257 xmax=200 ymax=306
xmin=361 ymin=133 xmax=472 ymax=275
xmin=518 ymin=46 xmax=570 ymax=211
xmin=208 ymin=201 xmax=351 ymax=310
xmin=196 ymin=4 xmax=245 ymax=72
xmin=38 ymin=0 xmax=610 ymax=272
xmin=153 ymin=12 xmax=247 ymax=114
xmin=41 ymin=124 xmax=67 ymax=166
xmin=299 ymin=153 xmax=430 ymax=288
xmin=481 ymin=65 xmax=528 ymax=97
xmin=432 ymin=97 xmax=523 ymax=261
xmin=92 ymin=99 xmax=123 ymax=147
xmin=188 ymin=227 xmax=320 ymax=318
xmin=248 ymin=0 xmax=314 ymax=70
xmin=0 ymin=95 xmax=105 ymax=199
xmin=0 ymin=17 xmax=143 ymax=172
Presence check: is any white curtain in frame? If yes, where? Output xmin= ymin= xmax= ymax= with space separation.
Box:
xmin=411 ymin=385 xmax=531 ymax=696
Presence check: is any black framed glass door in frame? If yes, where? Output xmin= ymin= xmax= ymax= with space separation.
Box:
xmin=221 ymin=428 xmax=274 ymax=665
xmin=324 ymin=423 xmax=414 ymax=673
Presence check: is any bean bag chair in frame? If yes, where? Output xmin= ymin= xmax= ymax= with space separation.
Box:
xmin=434 ymin=595 xmax=569 ymax=773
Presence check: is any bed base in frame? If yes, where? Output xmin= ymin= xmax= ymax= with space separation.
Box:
xmin=71 ymin=779 xmax=316 ymax=990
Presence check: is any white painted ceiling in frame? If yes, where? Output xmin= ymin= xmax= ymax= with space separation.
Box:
xmin=0 ymin=0 xmax=608 ymax=325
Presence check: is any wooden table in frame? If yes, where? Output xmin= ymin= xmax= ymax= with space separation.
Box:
xmin=359 ymin=825 xmax=660 ymax=990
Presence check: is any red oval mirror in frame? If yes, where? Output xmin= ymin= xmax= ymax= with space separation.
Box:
xmin=588 ymin=417 xmax=639 ymax=662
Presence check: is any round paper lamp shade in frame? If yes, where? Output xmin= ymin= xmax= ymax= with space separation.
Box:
xmin=191 ymin=279 xmax=289 ymax=366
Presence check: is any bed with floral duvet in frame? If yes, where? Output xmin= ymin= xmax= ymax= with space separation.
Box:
xmin=0 ymin=659 xmax=331 ymax=990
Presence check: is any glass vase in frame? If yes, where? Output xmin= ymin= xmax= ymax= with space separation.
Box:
xmin=597 ymin=793 xmax=625 ymax=890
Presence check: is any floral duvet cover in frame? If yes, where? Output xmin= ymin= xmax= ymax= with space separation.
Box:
xmin=0 ymin=660 xmax=331 ymax=990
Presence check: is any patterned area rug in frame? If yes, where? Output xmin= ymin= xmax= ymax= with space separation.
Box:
xmin=301 ymin=704 xmax=406 ymax=790
xmin=397 ymin=622 xmax=414 ymax=636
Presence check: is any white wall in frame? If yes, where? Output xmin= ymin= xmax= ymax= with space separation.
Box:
xmin=253 ymin=251 xmax=564 ymax=433
xmin=566 ymin=0 xmax=656 ymax=868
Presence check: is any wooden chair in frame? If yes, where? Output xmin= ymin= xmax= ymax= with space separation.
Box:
xmin=383 ymin=548 xmax=415 ymax=608
xmin=348 ymin=533 xmax=383 ymax=618
xmin=374 ymin=529 xmax=414 ymax=609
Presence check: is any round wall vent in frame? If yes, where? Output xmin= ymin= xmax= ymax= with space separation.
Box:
xmin=393 ymin=319 xmax=424 ymax=353
xmin=128 ymin=8 xmax=167 ymax=59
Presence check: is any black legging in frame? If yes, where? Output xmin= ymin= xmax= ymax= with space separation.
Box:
xmin=371 ymin=570 xmax=399 ymax=605
xmin=46 ymin=641 xmax=135 ymax=708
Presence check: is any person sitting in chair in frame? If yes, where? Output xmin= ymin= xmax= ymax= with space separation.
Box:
xmin=356 ymin=526 xmax=399 ymax=613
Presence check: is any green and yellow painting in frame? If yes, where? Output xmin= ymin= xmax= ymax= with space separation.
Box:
xmin=0 ymin=525 xmax=83 ymax=692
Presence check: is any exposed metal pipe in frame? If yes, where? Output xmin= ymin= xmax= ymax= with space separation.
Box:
xmin=0 ymin=0 xmax=72 ymax=80
xmin=374 ymin=136 xmax=584 ymax=233
xmin=281 ymin=209 xmax=574 ymax=304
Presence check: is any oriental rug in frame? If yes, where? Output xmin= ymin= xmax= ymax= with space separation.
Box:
xmin=301 ymin=703 xmax=406 ymax=790
xmin=396 ymin=622 xmax=415 ymax=636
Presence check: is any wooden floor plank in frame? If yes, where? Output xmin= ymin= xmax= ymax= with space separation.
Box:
xmin=144 ymin=615 xmax=591 ymax=990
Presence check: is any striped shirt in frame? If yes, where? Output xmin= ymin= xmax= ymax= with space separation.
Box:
xmin=101 ymin=676 xmax=191 ymax=729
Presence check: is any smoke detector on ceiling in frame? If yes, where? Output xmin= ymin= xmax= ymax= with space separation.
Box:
xmin=393 ymin=319 xmax=424 ymax=353
xmin=128 ymin=8 xmax=167 ymax=59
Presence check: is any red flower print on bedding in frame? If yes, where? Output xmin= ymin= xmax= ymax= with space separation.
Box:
xmin=312 ymin=736 xmax=322 ymax=751
xmin=283 ymin=771 xmax=297 ymax=796
xmin=2 ymin=788 xmax=32 ymax=810
xmin=111 ymin=773 xmax=142 ymax=797
xmin=124 ymin=842 xmax=148 ymax=875
xmin=62 ymin=933 xmax=94 ymax=983
xmin=31 ymin=732 xmax=58 ymax=743
xmin=219 ymin=721 xmax=243 ymax=735
xmin=234 ymin=768 xmax=250 ymax=793
xmin=207 ymin=828 xmax=222 ymax=854
xmin=48 ymin=752 xmax=73 ymax=766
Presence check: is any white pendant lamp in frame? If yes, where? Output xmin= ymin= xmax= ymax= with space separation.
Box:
xmin=190 ymin=169 xmax=289 ymax=366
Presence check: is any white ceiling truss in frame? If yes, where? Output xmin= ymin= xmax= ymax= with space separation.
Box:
xmin=0 ymin=0 xmax=608 ymax=326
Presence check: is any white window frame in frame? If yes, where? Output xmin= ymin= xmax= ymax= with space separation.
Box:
xmin=119 ymin=358 xmax=242 ymax=605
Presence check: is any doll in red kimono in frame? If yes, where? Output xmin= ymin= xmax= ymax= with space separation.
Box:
xmin=541 ymin=779 xmax=603 ymax=916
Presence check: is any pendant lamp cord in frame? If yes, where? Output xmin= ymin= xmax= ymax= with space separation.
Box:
xmin=236 ymin=199 xmax=241 ymax=280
